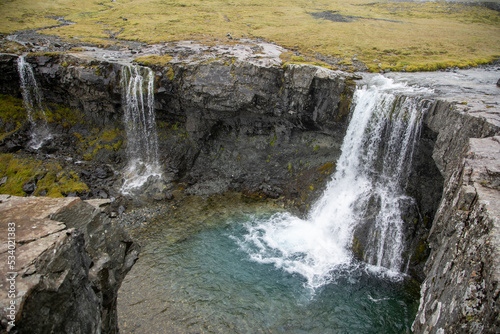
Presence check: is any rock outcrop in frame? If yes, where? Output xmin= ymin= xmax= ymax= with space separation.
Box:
xmin=0 ymin=48 xmax=355 ymax=210
xmin=0 ymin=195 xmax=139 ymax=333
xmin=412 ymin=98 xmax=500 ymax=332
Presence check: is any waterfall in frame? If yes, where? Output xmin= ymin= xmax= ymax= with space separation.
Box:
xmin=237 ymin=76 xmax=431 ymax=289
xmin=120 ymin=64 xmax=161 ymax=193
xmin=17 ymin=55 xmax=52 ymax=149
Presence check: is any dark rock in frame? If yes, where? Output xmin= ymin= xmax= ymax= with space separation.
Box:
xmin=94 ymin=167 xmax=109 ymax=179
xmin=98 ymin=189 xmax=108 ymax=199
xmin=0 ymin=196 xmax=139 ymax=334
xmin=80 ymin=169 xmax=91 ymax=178
xmin=22 ymin=182 xmax=36 ymax=194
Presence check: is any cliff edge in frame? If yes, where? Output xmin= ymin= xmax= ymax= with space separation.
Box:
xmin=0 ymin=195 xmax=139 ymax=334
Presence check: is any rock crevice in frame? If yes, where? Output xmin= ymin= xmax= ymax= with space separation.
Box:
xmin=0 ymin=195 xmax=139 ymax=334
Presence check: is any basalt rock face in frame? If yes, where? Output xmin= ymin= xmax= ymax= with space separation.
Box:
xmin=0 ymin=195 xmax=139 ymax=334
xmin=154 ymin=61 xmax=353 ymax=207
xmin=0 ymin=51 xmax=355 ymax=210
xmin=412 ymin=101 xmax=500 ymax=333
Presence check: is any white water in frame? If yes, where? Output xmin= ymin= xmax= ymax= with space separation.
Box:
xmin=17 ymin=55 xmax=52 ymax=149
xmin=120 ymin=65 xmax=161 ymax=193
xmin=238 ymin=76 xmax=432 ymax=289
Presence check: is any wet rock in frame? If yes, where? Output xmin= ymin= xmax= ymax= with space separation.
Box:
xmin=22 ymin=182 xmax=36 ymax=194
xmin=98 ymin=189 xmax=108 ymax=199
xmin=94 ymin=167 xmax=109 ymax=179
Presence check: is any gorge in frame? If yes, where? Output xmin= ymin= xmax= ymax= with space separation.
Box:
xmin=0 ymin=40 xmax=499 ymax=333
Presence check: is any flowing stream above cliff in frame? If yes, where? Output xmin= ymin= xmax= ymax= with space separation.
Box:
xmin=17 ymin=55 xmax=52 ymax=149
xmin=120 ymin=64 xmax=161 ymax=193
xmin=236 ymin=76 xmax=432 ymax=289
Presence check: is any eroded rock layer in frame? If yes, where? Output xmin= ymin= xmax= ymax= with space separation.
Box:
xmin=0 ymin=195 xmax=139 ymax=333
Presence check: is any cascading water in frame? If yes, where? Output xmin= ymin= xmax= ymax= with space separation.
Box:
xmin=118 ymin=76 xmax=430 ymax=333
xmin=17 ymin=55 xmax=52 ymax=149
xmin=120 ymin=64 xmax=161 ymax=193
xmin=237 ymin=76 xmax=432 ymax=289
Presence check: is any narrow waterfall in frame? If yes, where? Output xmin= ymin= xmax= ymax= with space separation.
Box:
xmin=237 ymin=76 xmax=431 ymax=289
xmin=120 ymin=64 xmax=161 ymax=193
xmin=17 ymin=55 xmax=52 ymax=149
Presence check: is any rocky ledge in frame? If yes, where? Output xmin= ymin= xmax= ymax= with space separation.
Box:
xmin=412 ymin=136 xmax=500 ymax=333
xmin=0 ymin=195 xmax=139 ymax=334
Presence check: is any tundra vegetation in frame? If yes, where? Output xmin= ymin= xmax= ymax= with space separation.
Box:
xmin=0 ymin=0 xmax=498 ymax=71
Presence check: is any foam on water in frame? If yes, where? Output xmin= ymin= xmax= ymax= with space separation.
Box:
xmin=237 ymin=76 xmax=433 ymax=289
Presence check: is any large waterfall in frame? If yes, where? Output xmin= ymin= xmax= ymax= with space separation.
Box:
xmin=17 ymin=55 xmax=52 ymax=149
xmin=120 ymin=65 xmax=161 ymax=193
xmin=238 ymin=76 xmax=432 ymax=289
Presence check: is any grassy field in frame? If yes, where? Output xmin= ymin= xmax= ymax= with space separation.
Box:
xmin=0 ymin=0 xmax=499 ymax=71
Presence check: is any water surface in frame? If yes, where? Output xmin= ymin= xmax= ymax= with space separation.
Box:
xmin=118 ymin=195 xmax=419 ymax=334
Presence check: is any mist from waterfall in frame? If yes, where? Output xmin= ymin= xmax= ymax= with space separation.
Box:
xmin=120 ymin=64 xmax=161 ymax=194
xmin=236 ymin=76 xmax=432 ymax=289
xmin=17 ymin=55 xmax=52 ymax=149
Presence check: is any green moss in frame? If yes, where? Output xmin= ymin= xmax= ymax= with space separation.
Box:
xmin=134 ymin=54 xmax=173 ymax=67
xmin=0 ymin=94 xmax=27 ymax=130
xmin=44 ymin=103 xmax=83 ymax=128
xmin=269 ymin=132 xmax=277 ymax=147
xmin=317 ymin=162 xmax=335 ymax=174
xmin=279 ymin=51 xmax=337 ymax=70
xmin=75 ymin=126 xmax=124 ymax=161
xmin=351 ymin=235 xmax=364 ymax=260
xmin=166 ymin=67 xmax=175 ymax=81
xmin=337 ymin=80 xmax=355 ymax=121
xmin=412 ymin=239 xmax=429 ymax=264
xmin=0 ymin=153 xmax=88 ymax=197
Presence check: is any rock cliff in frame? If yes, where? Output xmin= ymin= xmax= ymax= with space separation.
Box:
xmin=412 ymin=99 xmax=500 ymax=333
xmin=0 ymin=195 xmax=139 ymax=333
xmin=0 ymin=46 xmax=355 ymax=210
xmin=0 ymin=44 xmax=499 ymax=333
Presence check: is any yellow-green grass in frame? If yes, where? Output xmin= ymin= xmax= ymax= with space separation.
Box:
xmin=0 ymin=153 xmax=89 ymax=197
xmin=0 ymin=0 xmax=499 ymax=71
xmin=73 ymin=127 xmax=123 ymax=161
xmin=0 ymin=94 xmax=27 ymax=127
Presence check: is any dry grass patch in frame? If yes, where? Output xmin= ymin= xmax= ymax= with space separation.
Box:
xmin=0 ymin=0 xmax=499 ymax=71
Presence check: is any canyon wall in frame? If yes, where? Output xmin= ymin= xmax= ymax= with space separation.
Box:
xmin=0 ymin=50 xmax=499 ymax=332
xmin=0 ymin=51 xmax=356 ymax=210
xmin=0 ymin=195 xmax=139 ymax=333
xmin=412 ymin=101 xmax=500 ymax=333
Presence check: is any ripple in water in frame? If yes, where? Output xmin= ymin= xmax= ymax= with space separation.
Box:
xmin=118 ymin=196 xmax=419 ymax=333
xmin=118 ymin=76 xmax=428 ymax=332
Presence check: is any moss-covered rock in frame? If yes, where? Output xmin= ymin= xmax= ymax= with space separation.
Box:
xmin=0 ymin=153 xmax=89 ymax=197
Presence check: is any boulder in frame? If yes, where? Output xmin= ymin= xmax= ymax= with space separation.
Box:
xmin=0 ymin=195 xmax=139 ymax=333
